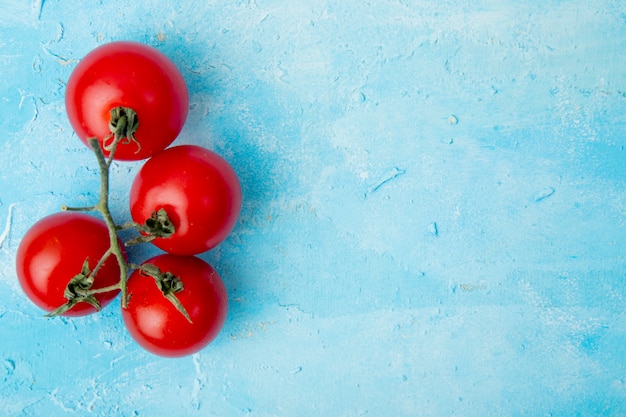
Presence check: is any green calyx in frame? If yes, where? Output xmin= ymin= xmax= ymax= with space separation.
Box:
xmin=142 ymin=208 xmax=175 ymax=239
xmin=124 ymin=208 xmax=175 ymax=246
xmin=138 ymin=263 xmax=192 ymax=323
xmin=46 ymin=258 xmax=102 ymax=317
xmin=103 ymin=106 xmax=140 ymax=154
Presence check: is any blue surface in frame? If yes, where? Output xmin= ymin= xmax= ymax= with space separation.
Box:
xmin=1 ymin=1 xmax=626 ymax=415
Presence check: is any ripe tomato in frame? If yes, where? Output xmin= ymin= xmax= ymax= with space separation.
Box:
xmin=129 ymin=145 xmax=242 ymax=255
xmin=15 ymin=212 xmax=124 ymax=316
xmin=121 ymin=254 xmax=228 ymax=357
xmin=65 ymin=41 xmax=189 ymax=161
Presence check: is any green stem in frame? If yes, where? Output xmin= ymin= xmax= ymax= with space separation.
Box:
xmin=52 ymin=133 xmax=181 ymax=316
xmin=61 ymin=205 xmax=97 ymax=212
xmin=88 ymin=137 xmax=130 ymax=308
xmin=89 ymin=247 xmax=113 ymax=281
xmin=88 ymin=282 xmax=123 ymax=295
xmin=116 ymin=221 xmax=142 ymax=231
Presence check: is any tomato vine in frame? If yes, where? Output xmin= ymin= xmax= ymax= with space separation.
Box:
xmin=16 ymin=41 xmax=238 ymax=357
xmin=61 ymin=135 xmax=177 ymax=312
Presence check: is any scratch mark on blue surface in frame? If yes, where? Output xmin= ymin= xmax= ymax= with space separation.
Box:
xmin=17 ymin=89 xmax=31 ymax=110
xmin=41 ymin=45 xmax=77 ymax=65
xmin=49 ymin=388 xmax=74 ymax=413
xmin=191 ymin=354 xmax=206 ymax=410
xmin=17 ymin=89 xmax=39 ymax=124
xmin=0 ymin=204 xmax=15 ymax=249
xmin=533 ymin=187 xmax=555 ymax=202
xmin=3 ymin=359 xmax=15 ymax=381
xmin=368 ymin=167 xmax=406 ymax=194
xmin=32 ymin=54 xmax=42 ymax=73
xmin=32 ymin=0 xmax=44 ymax=19
xmin=54 ymin=22 xmax=64 ymax=42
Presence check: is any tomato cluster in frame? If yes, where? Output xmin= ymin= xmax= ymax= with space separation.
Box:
xmin=15 ymin=41 xmax=241 ymax=358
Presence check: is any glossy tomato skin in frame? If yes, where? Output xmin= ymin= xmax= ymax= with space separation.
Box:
xmin=65 ymin=41 xmax=189 ymax=161
xmin=121 ymin=254 xmax=228 ymax=357
xmin=15 ymin=212 xmax=124 ymax=316
xmin=129 ymin=145 xmax=242 ymax=255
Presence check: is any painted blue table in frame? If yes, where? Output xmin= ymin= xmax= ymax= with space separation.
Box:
xmin=1 ymin=1 xmax=625 ymax=415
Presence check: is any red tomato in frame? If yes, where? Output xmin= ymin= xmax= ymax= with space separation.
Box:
xmin=15 ymin=212 xmax=124 ymax=316
xmin=121 ymin=254 xmax=228 ymax=357
xmin=129 ymin=145 xmax=242 ymax=255
xmin=65 ymin=41 xmax=189 ymax=161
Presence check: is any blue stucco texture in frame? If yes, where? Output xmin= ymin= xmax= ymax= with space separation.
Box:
xmin=1 ymin=1 xmax=626 ymax=416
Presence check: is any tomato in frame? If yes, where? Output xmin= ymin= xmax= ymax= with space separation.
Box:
xmin=15 ymin=212 xmax=124 ymax=316
xmin=65 ymin=41 xmax=189 ymax=161
xmin=129 ymin=145 xmax=242 ymax=255
xmin=121 ymin=254 xmax=228 ymax=357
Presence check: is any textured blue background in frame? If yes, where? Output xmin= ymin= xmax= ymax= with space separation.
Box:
xmin=1 ymin=1 xmax=626 ymax=416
